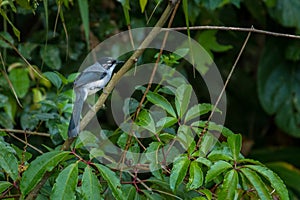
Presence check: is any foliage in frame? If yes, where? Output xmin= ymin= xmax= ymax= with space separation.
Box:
xmin=0 ymin=0 xmax=299 ymax=199
xmin=0 ymin=82 xmax=289 ymax=199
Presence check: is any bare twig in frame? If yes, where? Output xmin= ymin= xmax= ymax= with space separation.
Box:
xmin=134 ymin=0 xmax=180 ymax=120
xmin=0 ymin=35 xmax=45 ymax=79
xmin=0 ymin=53 xmax=24 ymax=107
xmin=128 ymin=171 xmax=152 ymax=191
xmin=7 ymin=132 xmax=44 ymax=154
xmin=172 ymin=25 xmax=300 ymax=39
xmin=0 ymin=128 xmax=50 ymax=137
xmin=197 ymin=26 xmax=253 ymax=147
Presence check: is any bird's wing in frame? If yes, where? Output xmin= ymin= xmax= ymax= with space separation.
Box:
xmin=83 ymin=62 xmax=107 ymax=72
xmin=74 ymin=63 xmax=107 ymax=88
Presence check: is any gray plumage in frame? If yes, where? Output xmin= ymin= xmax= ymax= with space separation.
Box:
xmin=68 ymin=57 xmax=122 ymax=138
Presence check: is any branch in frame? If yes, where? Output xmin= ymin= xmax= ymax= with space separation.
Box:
xmin=61 ymin=1 xmax=177 ymax=151
xmin=80 ymin=2 xmax=176 ymax=130
xmin=0 ymin=128 xmax=50 ymax=137
xmin=172 ymin=25 xmax=300 ymax=39
xmin=7 ymin=132 xmax=44 ymax=154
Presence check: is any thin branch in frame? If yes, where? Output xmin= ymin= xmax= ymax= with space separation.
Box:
xmin=134 ymin=0 xmax=181 ymax=120
xmin=197 ymin=26 xmax=253 ymax=147
xmin=128 ymin=171 xmax=152 ymax=191
xmin=171 ymin=25 xmax=300 ymax=39
xmin=0 ymin=35 xmax=45 ymax=79
xmin=0 ymin=53 xmax=23 ymax=108
xmin=0 ymin=128 xmax=50 ymax=137
xmin=7 ymin=132 xmax=44 ymax=154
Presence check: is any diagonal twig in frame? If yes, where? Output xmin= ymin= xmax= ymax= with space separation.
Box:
xmin=0 ymin=128 xmax=50 ymax=137
xmin=7 ymin=132 xmax=44 ymax=154
xmin=197 ymin=26 xmax=253 ymax=147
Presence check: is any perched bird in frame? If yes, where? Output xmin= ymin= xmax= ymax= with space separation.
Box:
xmin=68 ymin=57 xmax=123 ymax=138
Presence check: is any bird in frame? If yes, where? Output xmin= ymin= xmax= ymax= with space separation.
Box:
xmin=68 ymin=57 xmax=123 ymax=138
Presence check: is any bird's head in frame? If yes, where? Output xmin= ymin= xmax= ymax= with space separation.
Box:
xmin=98 ymin=57 xmax=124 ymax=70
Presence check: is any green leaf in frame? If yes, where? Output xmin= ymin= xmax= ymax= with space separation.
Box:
xmin=185 ymin=103 xmax=218 ymax=123
xmin=146 ymin=142 xmax=164 ymax=179
xmin=43 ymin=0 xmax=49 ymax=41
xmin=55 ymin=71 xmax=68 ymax=85
xmin=198 ymin=132 xmax=218 ymax=156
xmin=3 ymin=95 xmax=17 ymax=122
xmin=51 ymin=163 xmax=78 ymax=200
xmin=0 ymin=94 xmax=8 ymax=108
xmin=170 ymin=154 xmax=190 ymax=192
xmin=43 ymin=71 xmax=62 ymax=89
xmin=207 ymin=148 xmax=234 ymax=162
xmin=9 ymin=68 xmax=30 ymax=98
xmin=258 ymin=39 xmax=300 ymax=137
xmin=81 ymin=166 xmax=102 ymax=200
xmin=217 ymin=169 xmax=238 ymax=200
xmin=40 ymin=45 xmax=62 ymax=70
xmin=147 ymin=91 xmax=176 ymax=117
xmin=227 ymin=134 xmax=242 ymax=161
xmin=267 ymin=162 xmax=300 ymax=194
xmin=75 ymin=130 xmax=98 ymax=148
xmin=172 ymin=48 xmax=190 ymax=60
xmin=0 ymin=181 xmax=12 ymax=193
xmin=205 ymin=160 xmax=232 ymax=184
xmin=78 ymin=0 xmax=89 ymax=49
xmin=20 ymin=151 xmax=70 ymax=196
xmin=186 ymin=161 xmax=203 ymax=190
xmin=0 ymin=112 xmax=13 ymax=129
xmin=122 ymin=185 xmax=138 ymax=200
xmin=139 ymin=0 xmax=147 ymax=13
xmin=0 ymin=31 xmax=14 ymax=48
xmin=18 ymin=43 xmax=38 ymax=60
xmin=245 ymin=165 xmax=289 ymax=200
xmin=89 ymin=148 xmax=105 ymax=160
xmin=0 ymin=10 xmax=20 ymax=41
xmin=94 ymin=164 xmax=124 ymax=200
xmin=11 ymin=144 xmax=32 ymax=162
xmin=197 ymin=30 xmax=232 ymax=57
xmin=175 ymin=84 xmax=192 ymax=118
xmin=146 ymin=142 xmax=162 ymax=163
xmin=67 ymin=73 xmax=80 ymax=83
xmin=240 ymin=168 xmax=272 ymax=200
xmin=182 ymin=0 xmax=191 ymax=39
xmin=195 ymin=157 xmax=212 ymax=167
xmin=267 ymin=0 xmax=300 ymax=30
xmin=191 ymin=121 xmax=235 ymax=137
xmin=0 ymin=147 xmax=18 ymax=181
xmin=118 ymin=0 xmax=130 ymax=25
xmin=156 ymin=117 xmax=177 ymax=129
xmin=177 ymin=125 xmax=195 ymax=154
xmin=196 ymin=188 xmax=212 ymax=200
xmin=136 ymin=109 xmax=156 ymax=133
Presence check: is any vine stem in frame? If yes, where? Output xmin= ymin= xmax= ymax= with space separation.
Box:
xmin=172 ymin=25 xmax=300 ymax=39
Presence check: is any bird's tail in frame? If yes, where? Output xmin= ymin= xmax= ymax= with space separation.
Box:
xmin=68 ymin=89 xmax=86 ymax=138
